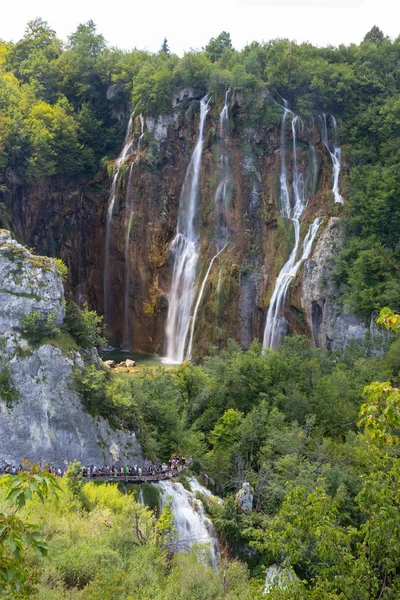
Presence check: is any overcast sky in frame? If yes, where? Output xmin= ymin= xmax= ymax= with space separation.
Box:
xmin=1 ymin=0 xmax=398 ymax=55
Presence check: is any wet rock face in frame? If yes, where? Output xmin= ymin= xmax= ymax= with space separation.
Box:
xmin=0 ymin=232 xmax=143 ymax=466
xmin=1 ymin=104 xmax=354 ymax=357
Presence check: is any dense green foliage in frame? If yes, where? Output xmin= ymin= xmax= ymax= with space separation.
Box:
xmin=19 ymin=301 xmax=105 ymax=351
xmin=0 ymin=467 xmax=59 ymax=597
xmin=68 ymin=311 xmax=400 ymax=598
xmin=0 ymin=475 xmax=258 ymax=599
xmin=2 ymin=319 xmax=399 ymax=598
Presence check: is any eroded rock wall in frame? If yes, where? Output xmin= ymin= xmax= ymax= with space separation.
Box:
xmin=0 ymin=97 xmax=367 ymax=357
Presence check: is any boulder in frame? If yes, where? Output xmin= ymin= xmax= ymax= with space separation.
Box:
xmin=126 ymin=359 xmax=136 ymax=367
xmin=236 ymin=482 xmax=253 ymax=512
xmin=118 ymin=361 xmax=126 ymax=367
xmin=104 ymin=360 xmax=115 ymax=368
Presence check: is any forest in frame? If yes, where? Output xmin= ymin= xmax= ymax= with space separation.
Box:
xmin=1 ymin=307 xmax=400 ymax=598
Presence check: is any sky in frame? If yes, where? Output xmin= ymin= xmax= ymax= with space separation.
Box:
xmin=1 ymin=0 xmax=398 ymax=55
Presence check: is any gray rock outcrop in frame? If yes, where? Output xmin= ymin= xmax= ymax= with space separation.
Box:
xmin=0 ymin=230 xmax=143 ymax=466
xmin=301 ymin=218 xmax=388 ymax=351
xmin=236 ymin=482 xmax=253 ymax=512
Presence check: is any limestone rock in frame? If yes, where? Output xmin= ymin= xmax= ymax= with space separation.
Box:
xmin=301 ymin=218 xmax=389 ymax=351
xmin=0 ymin=231 xmax=143 ymax=466
xmin=0 ymin=229 xmax=64 ymax=356
xmin=236 ymin=482 xmax=253 ymax=512
xmin=104 ymin=360 xmax=115 ymax=368
xmin=126 ymin=359 xmax=136 ymax=367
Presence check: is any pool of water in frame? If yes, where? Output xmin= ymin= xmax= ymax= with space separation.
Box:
xmin=102 ymin=349 xmax=164 ymax=368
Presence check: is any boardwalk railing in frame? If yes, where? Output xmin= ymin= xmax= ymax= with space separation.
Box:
xmin=0 ymin=465 xmax=185 ymax=483
xmin=84 ymin=464 xmax=185 ymax=483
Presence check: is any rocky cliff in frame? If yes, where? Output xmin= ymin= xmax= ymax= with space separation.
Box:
xmin=0 ymin=94 xmax=374 ymax=358
xmin=0 ymin=230 xmax=143 ymax=466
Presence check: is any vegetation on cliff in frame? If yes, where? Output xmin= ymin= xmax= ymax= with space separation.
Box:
xmin=0 ymin=20 xmax=399 ymax=321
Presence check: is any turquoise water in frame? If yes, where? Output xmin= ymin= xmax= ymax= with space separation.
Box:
xmin=102 ymin=349 xmax=163 ymax=368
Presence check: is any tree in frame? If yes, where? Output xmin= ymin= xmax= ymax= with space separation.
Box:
xmin=160 ymin=38 xmax=170 ymax=56
xmin=205 ymin=32 xmax=233 ymax=63
xmin=363 ymin=26 xmax=386 ymax=43
xmin=0 ymin=467 xmax=59 ymax=596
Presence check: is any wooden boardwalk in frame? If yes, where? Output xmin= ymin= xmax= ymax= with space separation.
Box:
xmin=83 ymin=465 xmax=185 ymax=484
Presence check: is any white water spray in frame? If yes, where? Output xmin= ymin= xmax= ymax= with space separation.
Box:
xmin=164 ymin=96 xmax=210 ymax=364
xmin=320 ymin=114 xmax=344 ymax=204
xmin=157 ymin=480 xmax=220 ymax=569
xmin=263 ymin=105 xmax=322 ymax=349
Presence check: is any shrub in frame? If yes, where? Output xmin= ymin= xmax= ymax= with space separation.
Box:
xmin=20 ymin=310 xmax=61 ymax=345
xmin=64 ymin=301 xmax=105 ymax=349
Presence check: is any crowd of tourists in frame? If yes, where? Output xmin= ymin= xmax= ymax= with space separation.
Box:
xmin=0 ymin=456 xmax=186 ymax=478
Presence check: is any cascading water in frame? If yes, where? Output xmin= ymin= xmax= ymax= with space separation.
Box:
xmin=157 ymin=479 xmax=220 ymax=569
xmin=186 ymin=242 xmax=228 ymax=360
xmin=263 ymin=106 xmax=322 ymax=349
xmin=185 ymin=91 xmax=232 ymax=360
xmin=103 ymin=113 xmax=135 ymax=328
xmin=320 ymin=113 xmax=344 ymax=204
xmin=164 ymin=96 xmax=210 ymax=364
xmin=123 ymin=162 xmax=136 ymax=349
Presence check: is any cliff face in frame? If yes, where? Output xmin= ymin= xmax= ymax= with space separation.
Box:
xmin=0 ymin=231 xmax=143 ymax=466
xmin=0 ymin=95 xmax=372 ymax=357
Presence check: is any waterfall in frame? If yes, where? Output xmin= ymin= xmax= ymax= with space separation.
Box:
xmin=138 ymin=114 xmax=145 ymax=150
xmin=123 ymin=163 xmax=136 ymax=350
xmin=264 ymin=565 xmax=297 ymax=595
xmin=138 ymin=488 xmax=145 ymax=506
xmin=216 ymin=88 xmax=231 ymax=250
xmin=103 ymin=113 xmax=135 ymax=328
xmin=186 ymin=243 xmax=228 ymax=360
xmin=185 ymin=91 xmax=232 ymax=360
xmin=164 ymin=96 xmax=210 ymax=364
xmin=263 ymin=106 xmax=321 ymax=350
xmin=320 ymin=113 xmax=344 ymax=204
xmin=157 ymin=480 xmax=220 ymax=569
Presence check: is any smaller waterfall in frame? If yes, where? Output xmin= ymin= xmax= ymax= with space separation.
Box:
xmin=186 ymin=243 xmax=228 ymax=360
xmin=188 ymin=477 xmax=223 ymax=504
xmin=104 ymin=113 xmax=135 ymax=327
xmin=264 ymin=565 xmax=297 ymax=595
xmin=164 ymin=96 xmax=210 ymax=364
xmin=138 ymin=488 xmax=145 ymax=507
xmin=263 ymin=218 xmax=322 ymax=348
xmin=320 ymin=114 xmax=344 ymax=204
xmin=138 ymin=114 xmax=145 ymax=150
xmin=263 ymin=104 xmax=322 ymax=350
xmin=157 ymin=480 xmax=220 ymax=569
xmin=123 ymin=163 xmax=136 ymax=349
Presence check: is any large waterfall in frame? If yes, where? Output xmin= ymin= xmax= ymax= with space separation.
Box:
xmin=164 ymin=96 xmax=210 ymax=364
xmin=263 ymin=106 xmax=322 ymax=349
xmin=157 ymin=478 xmax=220 ymax=569
xmin=104 ymin=113 xmax=135 ymax=328
xmin=186 ymin=90 xmax=231 ymax=361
